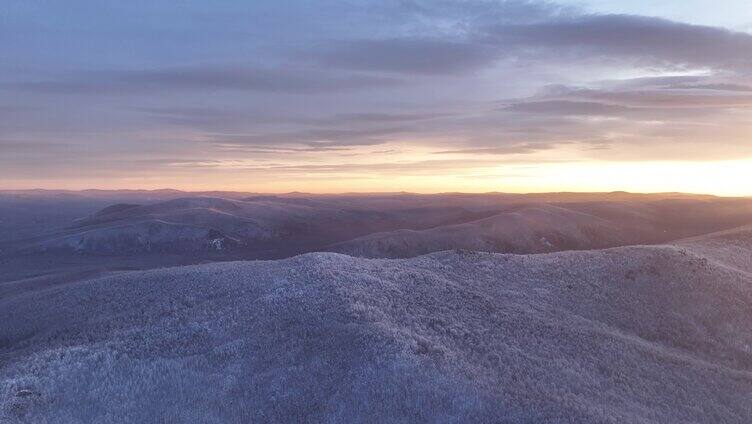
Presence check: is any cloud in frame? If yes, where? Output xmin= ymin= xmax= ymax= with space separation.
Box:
xmin=503 ymin=100 xmax=633 ymax=116
xmin=327 ymin=112 xmax=451 ymax=123
xmin=169 ymin=157 xmax=562 ymax=176
xmin=313 ymin=10 xmax=752 ymax=76
xmin=206 ymin=126 xmax=410 ymax=148
xmin=474 ymin=73 xmax=752 ymax=162
xmin=0 ymin=140 xmax=70 ymax=153
xmin=433 ymin=142 xmax=559 ymax=155
xmin=665 ymin=83 xmax=752 ymax=92
xmin=546 ymin=86 xmax=752 ymax=108
xmin=318 ymin=38 xmax=494 ymax=75
xmin=487 ymin=15 xmax=752 ymax=71
xmin=8 ymin=66 xmax=402 ymax=94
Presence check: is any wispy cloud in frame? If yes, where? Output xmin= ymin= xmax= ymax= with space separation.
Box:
xmin=8 ymin=66 xmax=402 ymax=94
xmin=3 ymin=0 xmax=752 ymax=189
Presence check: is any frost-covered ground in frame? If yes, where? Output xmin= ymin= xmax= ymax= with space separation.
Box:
xmin=3 ymin=230 xmax=752 ymax=423
xmin=330 ymin=204 xmax=636 ymax=257
xmin=9 ymin=192 xmax=752 ymax=260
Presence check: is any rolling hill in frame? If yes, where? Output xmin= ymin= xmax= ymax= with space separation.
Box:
xmin=3 ymin=228 xmax=752 ymax=422
xmin=18 ymin=195 xmax=752 ymax=260
xmin=329 ymin=199 xmax=752 ymax=258
xmin=329 ymin=204 xmax=638 ymax=257
xmin=24 ymin=196 xmax=499 ymax=257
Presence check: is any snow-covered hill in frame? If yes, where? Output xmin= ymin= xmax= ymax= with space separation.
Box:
xmin=328 ymin=200 xmax=752 ymax=258
xmin=329 ymin=204 xmax=641 ymax=257
xmin=22 ymin=195 xmax=752 ymax=259
xmin=28 ymin=196 xmax=494 ymax=256
xmin=3 ymin=231 xmax=752 ymax=422
xmin=38 ymin=220 xmax=242 ymax=254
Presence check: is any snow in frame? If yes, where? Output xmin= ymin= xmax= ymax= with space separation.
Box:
xmin=3 ymin=235 xmax=752 ymax=422
xmin=329 ymin=205 xmax=636 ymax=258
xmin=210 ymin=238 xmax=224 ymax=251
xmin=21 ymin=194 xmax=752 ymax=260
xmin=37 ymin=220 xmax=233 ymax=254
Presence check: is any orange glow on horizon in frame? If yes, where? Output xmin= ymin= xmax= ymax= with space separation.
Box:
xmin=3 ymin=159 xmax=751 ymax=197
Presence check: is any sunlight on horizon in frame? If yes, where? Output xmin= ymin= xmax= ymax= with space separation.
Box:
xmin=5 ymin=159 xmax=751 ymax=197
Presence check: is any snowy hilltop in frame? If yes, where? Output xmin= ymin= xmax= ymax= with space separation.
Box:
xmin=3 ymin=226 xmax=752 ymax=422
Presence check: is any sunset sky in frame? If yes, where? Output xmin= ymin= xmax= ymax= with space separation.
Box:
xmin=3 ymin=1 xmax=752 ymax=194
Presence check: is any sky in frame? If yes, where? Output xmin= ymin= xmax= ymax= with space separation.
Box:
xmin=2 ymin=0 xmax=752 ymax=195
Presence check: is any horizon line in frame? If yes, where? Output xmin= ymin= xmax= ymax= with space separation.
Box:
xmin=0 ymin=188 xmax=744 ymax=198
